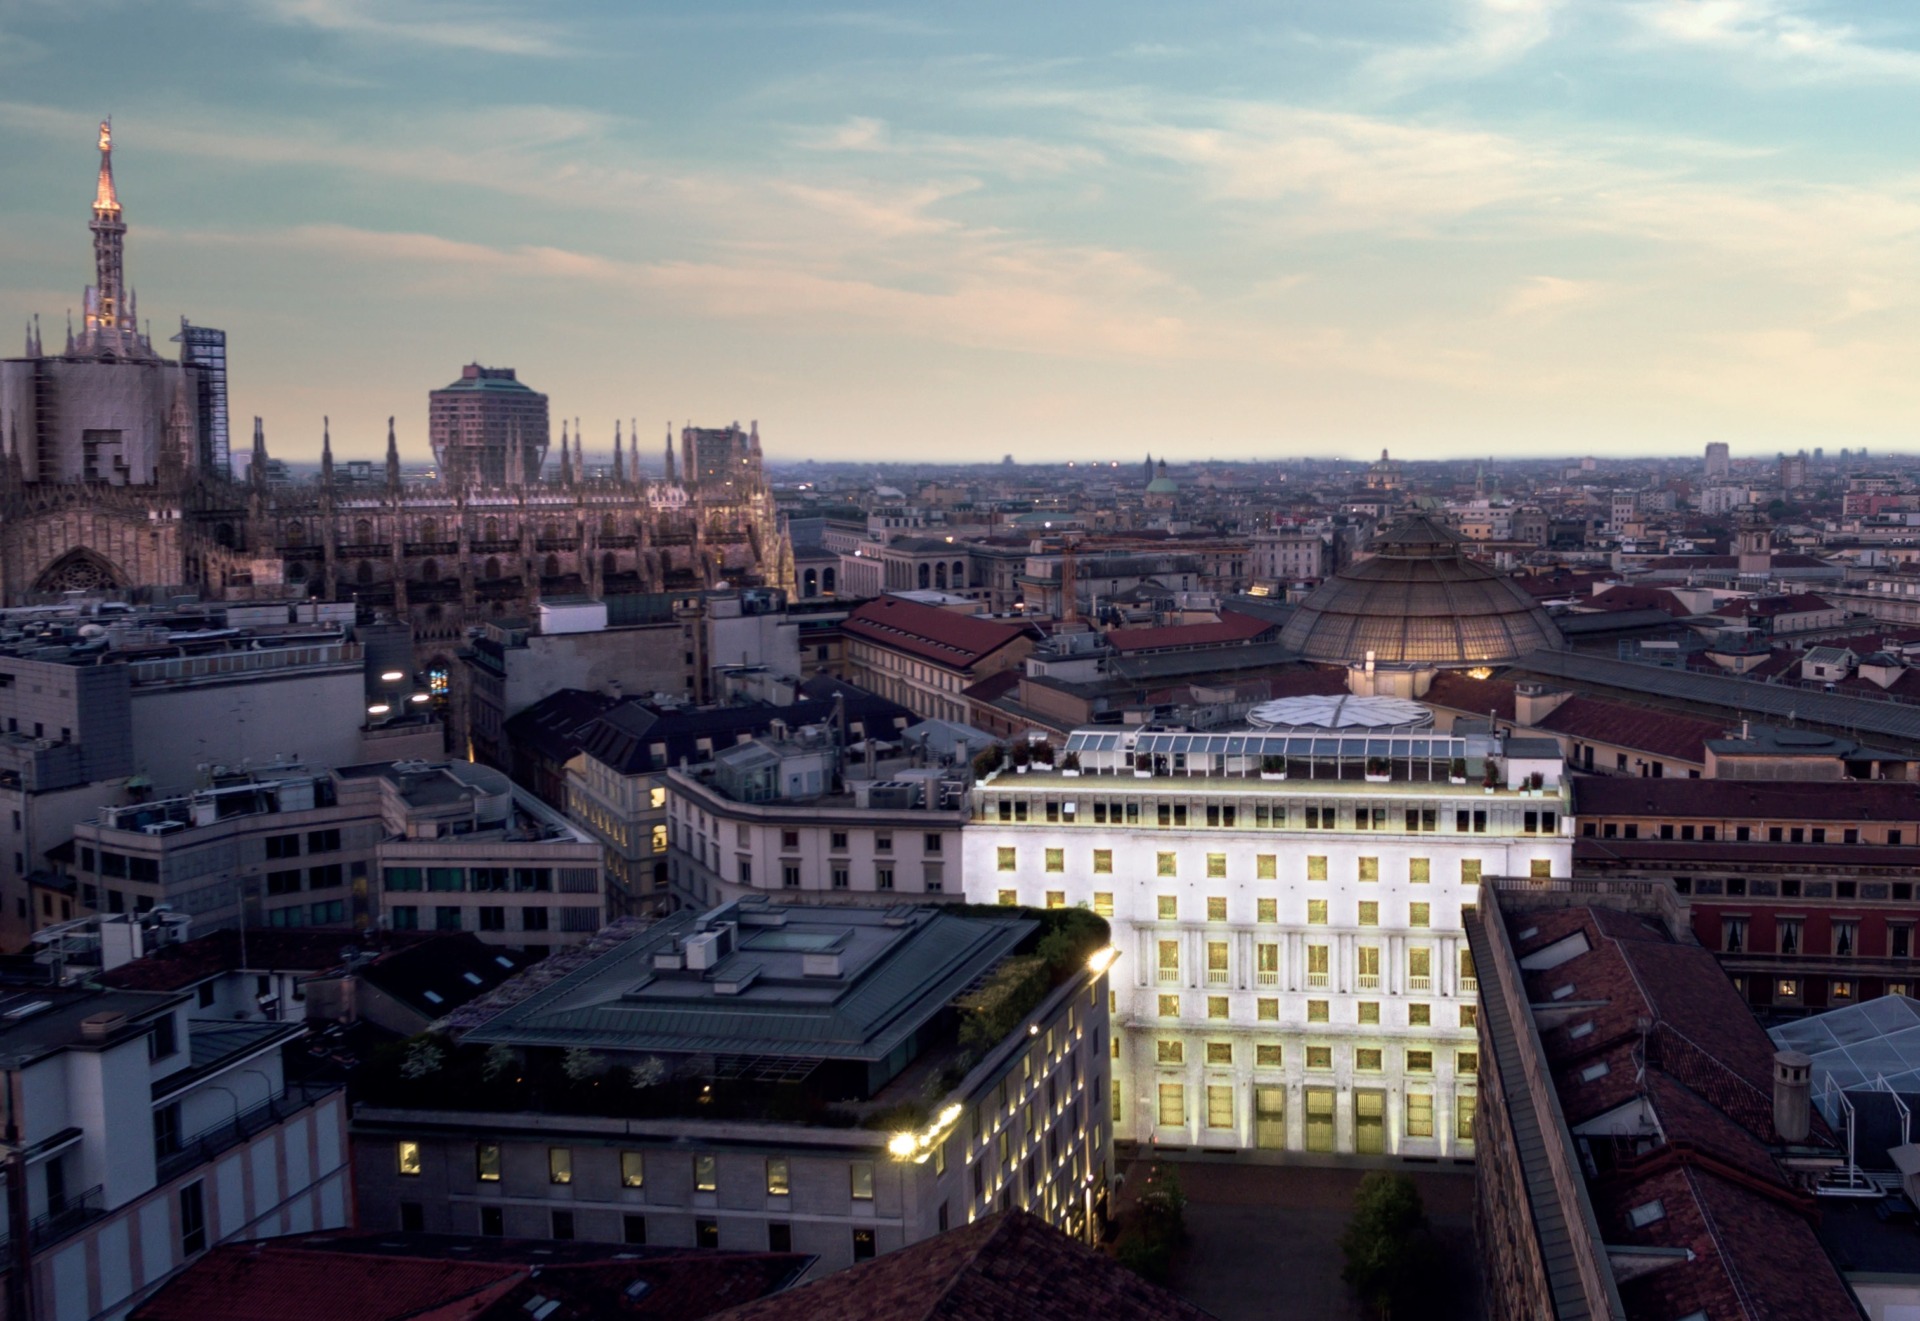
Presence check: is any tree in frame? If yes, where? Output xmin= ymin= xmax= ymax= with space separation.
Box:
xmin=1340 ymin=1171 xmax=1441 ymax=1319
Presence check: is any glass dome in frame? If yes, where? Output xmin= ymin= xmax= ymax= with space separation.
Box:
xmin=1278 ymin=514 xmax=1566 ymax=667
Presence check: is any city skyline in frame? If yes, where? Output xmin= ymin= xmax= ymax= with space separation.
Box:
xmin=6 ymin=2 xmax=1920 ymax=462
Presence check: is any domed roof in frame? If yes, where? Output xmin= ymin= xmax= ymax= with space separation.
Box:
xmin=1278 ymin=514 xmax=1566 ymax=667
xmin=1145 ymin=476 xmax=1180 ymax=494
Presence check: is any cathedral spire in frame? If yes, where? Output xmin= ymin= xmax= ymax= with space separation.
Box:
xmin=85 ymin=119 xmax=131 ymax=343
xmin=320 ymin=417 xmax=335 ymax=487
xmin=249 ymin=417 xmax=268 ymax=489
xmin=613 ymin=421 xmax=625 ymax=484
xmin=665 ymin=424 xmax=677 ymax=484
xmin=558 ymin=421 xmax=570 ymax=486
xmin=385 ymin=417 xmax=401 ymax=489
xmin=507 ymin=421 xmax=523 ymax=488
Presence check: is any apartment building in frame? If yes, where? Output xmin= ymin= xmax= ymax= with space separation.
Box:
xmin=69 ymin=760 xmax=605 ymax=955
xmin=664 ymin=724 xmax=972 ymax=910
xmin=841 ymin=596 xmax=1038 ymax=725
xmin=963 ymin=698 xmax=1572 ymax=1160
xmin=351 ymin=899 xmax=1112 ymax=1272
xmin=563 ymin=677 xmax=914 ymax=917
xmin=0 ymin=982 xmax=347 ymax=1319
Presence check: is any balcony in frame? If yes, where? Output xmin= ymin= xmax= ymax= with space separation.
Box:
xmin=1459 ymin=975 xmax=1477 ymax=993
xmin=1157 ymin=968 xmax=1181 ymax=985
xmin=1409 ymin=975 xmax=1433 ymax=992
xmin=25 ymin=1184 xmax=105 ymax=1252
xmin=1357 ymin=973 xmax=1381 ymax=991
xmin=1256 ymin=971 xmax=1280 ymax=987
xmin=1307 ymin=972 xmax=1329 ymax=988
xmin=156 ymin=1081 xmax=341 ymax=1186
xmin=1207 ymin=969 xmax=1231 ymax=986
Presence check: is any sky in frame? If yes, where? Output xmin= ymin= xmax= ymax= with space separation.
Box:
xmin=5 ymin=1 xmax=1920 ymax=465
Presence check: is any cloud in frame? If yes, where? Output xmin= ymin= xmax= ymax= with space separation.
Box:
xmin=1502 ymin=275 xmax=1603 ymax=317
xmin=236 ymin=0 xmax=569 ymax=56
xmin=794 ymin=116 xmax=1107 ymax=178
xmin=1631 ymin=0 xmax=1920 ymax=80
xmin=1358 ymin=0 xmax=1561 ymax=93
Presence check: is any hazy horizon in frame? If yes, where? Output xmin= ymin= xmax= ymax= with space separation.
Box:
xmin=6 ymin=2 xmax=1920 ymax=463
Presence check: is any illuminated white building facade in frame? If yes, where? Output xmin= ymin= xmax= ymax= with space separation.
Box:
xmin=963 ymin=698 xmax=1573 ymax=1160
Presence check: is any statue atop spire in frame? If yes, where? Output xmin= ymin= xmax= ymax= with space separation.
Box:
xmin=76 ymin=117 xmax=151 ymax=359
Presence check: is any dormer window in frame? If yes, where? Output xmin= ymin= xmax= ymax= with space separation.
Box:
xmin=1580 ymin=1061 xmax=1610 ymax=1082
xmin=1626 ymin=1199 xmax=1665 ymax=1228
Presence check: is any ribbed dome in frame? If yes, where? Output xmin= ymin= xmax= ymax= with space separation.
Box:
xmin=1279 ymin=514 xmax=1565 ymax=667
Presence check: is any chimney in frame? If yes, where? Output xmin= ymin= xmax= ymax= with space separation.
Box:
xmin=1513 ymin=682 xmax=1572 ymax=728
xmin=1773 ymin=1049 xmax=1812 ymax=1143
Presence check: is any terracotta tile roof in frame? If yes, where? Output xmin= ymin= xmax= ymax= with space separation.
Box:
xmin=1573 ymin=775 xmax=1920 ymax=822
xmin=1535 ymin=696 xmax=1723 ymax=764
xmin=843 ymin=597 xmax=1038 ymax=671
xmin=128 ymin=1248 xmax=523 ymax=1321
xmin=1582 ymin=585 xmax=1695 ymax=618
xmin=1709 ymin=593 xmax=1837 ymax=619
xmin=1104 ymin=610 xmax=1276 ymax=654
xmin=703 ymin=1210 xmax=1215 ymax=1321
xmin=1419 ymin=672 xmax=1519 ymax=722
xmin=1505 ymin=906 xmax=1857 ymax=1321
xmin=99 ymin=929 xmax=441 ymax=992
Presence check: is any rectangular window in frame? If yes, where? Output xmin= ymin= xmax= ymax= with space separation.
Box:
xmin=1206 ymin=940 xmax=1229 ymax=983
xmin=1409 ymin=857 xmax=1430 ymax=884
xmin=1207 ymin=853 xmax=1227 ymax=879
xmin=1257 ymin=898 xmax=1277 ymax=923
xmin=1257 ymin=854 xmax=1277 ymax=880
xmin=1358 ymin=901 xmax=1379 ymax=927
xmin=1206 ymin=1041 xmax=1233 ymax=1066
xmin=1409 ymin=902 xmax=1430 ymax=928
xmin=1457 ymin=1051 xmax=1479 ymax=1076
xmin=782 ymin=864 xmax=800 ymax=889
xmin=766 ymin=1157 xmax=790 ymax=1196
xmin=1308 ymin=999 xmax=1329 ymax=1023
xmin=1409 ymin=947 xmax=1432 ymax=991
xmin=1457 ymin=1093 xmax=1477 ymax=1142
xmin=997 ymin=847 xmax=1017 ymax=872
xmin=1093 ymin=849 xmax=1113 ymax=874
xmin=1207 ymin=1085 xmax=1234 ymax=1129
xmin=1157 ymin=852 xmax=1177 ymax=877
xmin=1093 ymin=891 xmax=1113 ymax=916
xmin=1358 ymin=1001 xmax=1380 ymax=1025
xmin=1357 ymin=857 xmax=1379 ymax=883
xmin=621 ymin=1150 xmax=645 ymax=1188
xmin=1306 ymin=1045 xmax=1333 ymax=1070
xmin=1307 ymin=944 xmax=1329 ymax=987
xmin=1207 ymin=895 xmax=1227 ymax=922
xmin=1159 ymin=993 xmax=1181 ymax=1017
xmin=1461 ymin=860 xmax=1482 ymax=885
xmin=1158 ymin=894 xmax=1177 ymax=921
xmin=1158 ymin=1039 xmax=1185 ymax=1065
xmin=476 ymin=1143 xmax=501 ymax=1182
xmin=1356 ymin=1048 xmax=1383 ymax=1072
xmin=1045 ymin=848 xmax=1065 ymax=873
xmin=695 ymin=1154 xmax=718 ymax=1192
xmin=850 ymin=1161 xmax=874 ymax=1201
xmin=1158 ymin=1083 xmax=1185 ymax=1126
xmin=1307 ymin=856 xmax=1328 ymax=882
xmin=1208 ymin=996 xmax=1228 ymax=1019
xmin=551 ymin=1210 xmax=575 ymax=1241
xmin=1406 ymin=1050 xmax=1434 ymax=1074
xmin=1256 ymin=1044 xmax=1282 ymax=1067
xmin=1046 ymin=890 xmax=1065 ymax=909
xmin=180 ymin=1181 xmax=207 ymax=1256
xmin=1158 ymin=940 xmax=1180 ymax=981
xmin=1357 ymin=945 xmax=1380 ymax=990
xmin=1257 ymin=997 xmax=1278 ymax=1021
xmin=265 ymin=833 xmax=301 ymax=859
xmin=1409 ymin=1004 xmax=1431 ymax=1027
xmin=1460 ymin=1005 xmax=1478 ymax=1028
xmin=1257 ymin=942 xmax=1279 ymax=986
xmin=548 ymin=1147 xmax=572 ymax=1184
xmin=1407 ymin=1091 xmax=1434 ymax=1138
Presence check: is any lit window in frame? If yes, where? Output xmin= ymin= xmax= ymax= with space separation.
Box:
xmin=649 ymin=786 xmax=666 ymax=809
xmin=549 ymin=1147 xmax=573 ymax=1185
xmin=997 ymin=848 xmax=1017 ymax=872
xmin=1409 ymin=902 xmax=1430 ymax=929
xmin=1308 ymin=999 xmax=1329 ymax=1023
xmin=1358 ymin=1001 xmax=1380 ymax=1025
xmin=1307 ymin=856 xmax=1328 ymax=882
xmin=1459 ymin=1005 xmax=1478 ymax=1029
xmin=1580 ymin=1061 xmax=1610 ymax=1082
xmin=1406 ymin=1091 xmax=1433 ymax=1138
xmin=1046 ymin=890 xmax=1065 ymax=909
xmin=1157 ymin=1039 xmax=1185 ymax=1064
xmin=1045 ymin=848 xmax=1064 ymax=873
xmin=1457 ymin=1093 xmax=1477 ymax=1141
xmin=475 ymin=1144 xmax=500 ymax=1182
xmin=1406 ymin=1050 xmax=1434 ymax=1074
xmin=1158 ymin=940 xmax=1180 ymax=979
xmin=1409 ymin=858 xmax=1430 ymax=884
xmin=1457 ymin=1051 xmax=1479 ymax=1076
xmin=1308 ymin=899 xmax=1328 ymax=925
xmin=1157 ymin=852 xmax=1177 ymax=877
xmin=1158 ymin=1083 xmax=1185 ymax=1126
xmin=1206 ymin=1086 xmax=1233 ymax=1129
xmin=1158 ymin=894 xmax=1177 ymax=921
xmin=621 ymin=1151 xmax=644 ymax=1188
xmin=1257 ymin=854 xmax=1277 ymax=879
xmin=694 ymin=1154 xmax=717 ymax=1192
xmin=766 ymin=1157 xmax=790 ymax=1196
xmin=1358 ymin=901 xmax=1379 ymax=927
xmin=1357 ymin=857 xmax=1379 ymax=883
xmin=1257 ymin=998 xmax=1279 ymax=1021
xmin=850 ymin=1161 xmax=874 ymax=1201
xmin=1158 ymin=994 xmax=1181 ymax=1017
xmin=1356 ymin=1048 xmax=1382 ymax=1072
xmin=1207 ymin=895 xmax=1227 ymax=921
xmin=1092 ymin=850 xmax=1113 ymax=874
xmin=1256 ymin=1044 xmax=1282 ymax=1068
xmin=1257 ymin=898 xmax=1277 ymax=923
xmin=650 ymin=824 xmax=667 ymax=853
xmin=1409 ymin=1004 xmax=1431 ymax=1027
xmin=397 ymin=1141 xmax=422 ymax=1177
xmin=1207 ymin=854 xmax=1227 ymax=879
xmin=1461 ymin=860 xmax=1482 ymax=885
xmin=997 ymin=889 xmax=1017 ymax=906
xmin=1206 ymin=1041 xmax=1232 ymax=1066
xmin=1207 ymin=996 xmax=1229 ymax=1020
xmin=1306 ymin=1045 xmax=1333 ymax=1070
xmin=1092 ymin=891 xmax=1113 ymax=917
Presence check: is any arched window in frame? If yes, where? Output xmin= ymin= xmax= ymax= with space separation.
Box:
xmin=803 ymin=569 xmax=818 ymax=596
xmin=419 ymin=519 xmax=437 ymax=545
xmin=484 ymin=517 xmax=499 ymax=542
xmin=421 ymin=559 xmax=439 ymax=582
xmin=543 ymin=554 xmax=561 ymax=578
xmin=356 ymin=560 xmax=373 ymax=585
xmin=953 ymin=560 xmax=965 ymax=586
xmin=935 ymin=562 xmax=948 ymax=590
xmin=354 ymin=518 xmax=373 ymax=544
xmin=483 ymin=557 xmax=501 ymax=581
xmin=823 ymin=567 xmax=836 ymax=593
xmin=918 ymin=563 xmax=931 ymax=589
xmin=602 ymin=551 xmax=617 ymax=577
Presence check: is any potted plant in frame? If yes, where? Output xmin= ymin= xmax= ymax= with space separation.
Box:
xmin=1260 ymin=754 xmax=1286 ymax=781
xmin=1134 ymin=752 xmax=1153 ymax=778
xmin=1365 ymin=756 xmax=1391 ymax=783
xmin=1011 ymin=742 xmax=1032 ymax=773
xmin=1449 ymin=757 xmax=1468 ymax=785
xmin=972 ymin=746 xmax=1002 ymax=781
xmin=1031 ymin=740 xmax=1056 ymax=771
xmin=1061 ymin=750 xmax=1081 ymax=777
xmin=1528 ymin=770 xmax=1545 ymax=792
xmin=1482 ymin=758 xmax=1500 ymax=793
